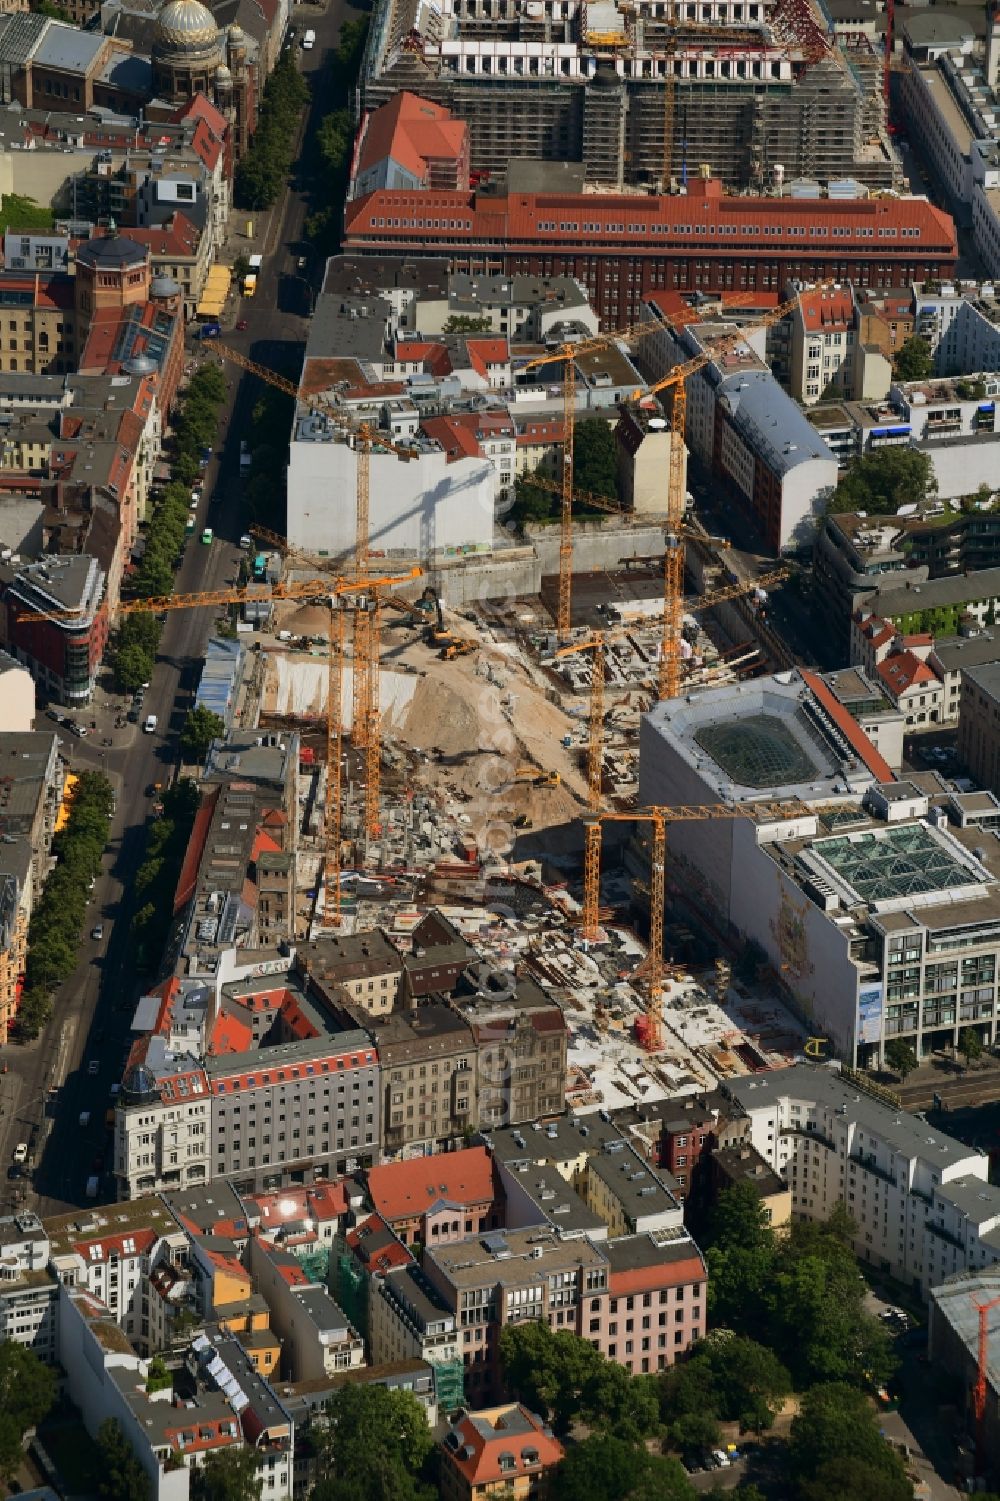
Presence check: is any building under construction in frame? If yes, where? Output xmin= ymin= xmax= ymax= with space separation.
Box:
xmin=359 ymin=0 xmax=898 ymax=190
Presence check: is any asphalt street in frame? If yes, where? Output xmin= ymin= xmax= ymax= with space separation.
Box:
xmin=0 ymin=0 xmax=359 ymax=1215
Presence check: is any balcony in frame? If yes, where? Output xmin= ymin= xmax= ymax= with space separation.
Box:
xmin=849 ymin=1151 xmax=897 ymax=1187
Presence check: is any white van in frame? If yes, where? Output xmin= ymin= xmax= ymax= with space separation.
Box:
xmin=302 ymin=28 xmax=315 ymax=48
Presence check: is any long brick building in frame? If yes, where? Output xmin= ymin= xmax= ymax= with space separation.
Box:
xmin=343 ymin=173 xmax=958 ymax=329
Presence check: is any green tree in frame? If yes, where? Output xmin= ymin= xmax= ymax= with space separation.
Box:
xmin=703 ymin=1183 xmax=776 ymax=1332
xmin=830 ymin=447 xmax=936 ymax=517
xmin=189 ymin=1448 xmax=262 ymax=1501
xmin=883 ymin=1038 xmax=917 ymax=1080
xmin=0 ymin=1341 xmax=56 ymax=1438
xmin=788 ymin=1384 xmax=910 ymax=1498
xmin=892 ymin=335 xmax=933 ymax=383
xmin=0 ymin=192 xmax=54 ymax=231
xmin=96 ymin=1418 xmax=151 ymax=1501
xmin=145 ymin=1356 xmax=171 ymax=1395
xmin=551 ymin=1435 xmax=695 ymax=1501
xmin=574 ymin=417 xmax=619 ymax=500
xmin=500 ymin=1320 xmax=593 ymax=1431
xmin=686 ymin=1335 xmax=791 ymax=1434
xmin=312 ymin=1384 xmax=434 ymax=1501
xmin=180 ymin=707 xmax=226 ymax=762
xmin=114 ymin=642 xmax=154 ymax=694
xmin=670 ymin=1409 xmax=722 ymax=1452
xmin=232 ymin=253 xmax=250 ymax=286
xmin=959 ymin=1027 xmax=984 ymax=1069
xmin=0 ymin=1412 xmax=23 ymax=1485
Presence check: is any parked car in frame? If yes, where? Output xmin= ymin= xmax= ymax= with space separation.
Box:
xmin=201 ymin=527 xmax=214 ymax=545
xmin=91 ymin=924 xmax=104 ymax=941
xmin=68 ymin=722 xmax=88 ymax=738
xmin=143 ymin=714 xmax=158 ymax=734
xmin=12 ymin=1143 xmax=27 ymax=1164
xmin=46 ymin=708 xmax=66 ymax=724
xmin=87 ymin=1060 xmax=99 ymax=1076
xmin=235 ymin=318 xmax=248 ymax=331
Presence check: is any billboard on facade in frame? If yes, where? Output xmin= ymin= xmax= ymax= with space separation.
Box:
xmin=858 ymin=982 xmax=883 ymax=1045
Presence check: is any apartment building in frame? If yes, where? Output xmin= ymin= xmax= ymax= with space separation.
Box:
xmin=0 ymin=554 xmax=108 ymax=705
xmin=451 ymin=971 xmax=566 ymax=1130
xmin=58 ymin=1289 xmax=295 ymax=1501
xmin=725 ymin=1065 xmax=1000 ymax=1294
xmin=365 ymin=1148 xmax=499 ymax=1248
xmin=366 ymin=1004 xmax=477 ymax=1160
xmin=635 ymin=299 xmax=838 ymax=552
xmin=297 ymin=930 xmax=402 ymax=1016
xmin=422 ymin=1228 xmax=611 ymax=1403
xmin=602 ymin=1234 xmax=707 ymax=1375
xmin=47 ymin=1195 xmax=186 ymax=1355
xmin=0 ymin=1211 xmax=58 ymax=1362
xmin=0 ymin=730 xmax=63 ymax=1043
xmin=439 ymin=1405 xmax=563 ymax=1501
xmin=247 ymin=1237 xmax=364 ymax=1382
xmin=368 ymin=1261 xmax=461 ymax=1371
xmin=959 ymin=662 xmax=1000 ymax=793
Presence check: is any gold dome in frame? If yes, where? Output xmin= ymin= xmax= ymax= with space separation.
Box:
xmin=154 ymin=0 xmax=221 ymax=54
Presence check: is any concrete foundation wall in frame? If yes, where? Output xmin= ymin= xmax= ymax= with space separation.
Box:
xmin=530 ymin=522 xmax=665 ymax=577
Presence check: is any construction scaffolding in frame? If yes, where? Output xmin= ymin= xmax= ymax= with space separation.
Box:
xmin=361 ymin=0 xmax=900 ymax=190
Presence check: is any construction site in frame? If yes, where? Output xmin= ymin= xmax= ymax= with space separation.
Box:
xmin=360 ymin=0 xmax=898 ymax=190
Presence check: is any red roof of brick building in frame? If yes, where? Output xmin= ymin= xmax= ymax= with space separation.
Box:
xmin=366 ymin=1147 xmax=496 ymax=1222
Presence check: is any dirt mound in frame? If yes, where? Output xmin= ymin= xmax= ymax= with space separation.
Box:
xmin=278 ymin=603 xmax=332 ymax=636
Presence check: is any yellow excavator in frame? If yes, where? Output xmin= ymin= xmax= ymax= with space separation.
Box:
xmin=514 ymin=766 xmax=561 ymax=787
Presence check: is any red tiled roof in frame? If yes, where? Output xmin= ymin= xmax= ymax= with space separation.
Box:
xmin=442 ymin=1406 xmax=563 ymax=1487
xmin=209 ymin=1046 xmax=377 ymax=1095
xmin=129 ymin=212 xmax=201 ymax=259
xmin=358 ymin=92 xmax=466 ymax=183
xmin=464 ymin=336 xmax=509 ymax=379
xmin=395 ymin=339 xmax=452 ymax=377
xmin=421 ymin=414 xmax=483 ymax=461
xmin=876 ymin=650 xmax=938 ymax=695
xmin=800 ymin=669 xmax=895 ymax=783
xmin=174 ymin=787 xmax=216 ymax=913
xmin=799 ymin=286 xmax=855 ymax=331
xmin=366 ymin=1147 xmax=495 ymax=1222
xmin=72 ymin=1227 xmax=157 ymax=1263
xmin=345 ymin=1214 xmax=412 ymax=1272
xmin=209 ymin=1010 xmax=254 ymax=1056
xmin=344 ymin=179 xmax=957 ymax=260
xmin=609 ymin=1253 xmax=706 ymax=1297
xmin=252 ymin=1180 xmax=349 ymax=1227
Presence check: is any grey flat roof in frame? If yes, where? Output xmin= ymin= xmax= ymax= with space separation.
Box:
xmin=425 ymin=1227 xmax=607 ymax=1290
xmin=931 ymin=633 xmax=1000 ymax=673
xmin=962 ymin=662 xmax=1000 ymax=702
xmin=323 ymin=254 xmax=451 ymax=300
xmin=502 ymin=1160 xmax=606 ymax=1235
xmin=487 ymin=1113 xmax=620 ymax=1164
xmin=382 ymin=1262 xmax=454 ymax=1329
xmin=587 ymin=1139 xmax=680 ymax=1222
xmin=604 ymin=1231 xmax=705 ymax=1275
xmin=33 ymin=24 xmax=104 ymax=73
xmin=872 ymin=566 xmax=1000 ymax=619
xmin=720 ymin=370 xmax=836 ymax=474
xmin=724 ymin=1064 xmax=979 ymax=1172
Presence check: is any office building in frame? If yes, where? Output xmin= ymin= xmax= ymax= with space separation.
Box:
xmin=344 ymin=172 xmax=957 ymax=331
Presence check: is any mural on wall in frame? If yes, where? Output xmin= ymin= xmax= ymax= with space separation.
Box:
xmin=770 ymin=882 xmax=814 ymax=992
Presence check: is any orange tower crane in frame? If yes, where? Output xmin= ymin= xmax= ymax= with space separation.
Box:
xmin=211 ymin=344 xmax=417 ymax=752
xmin=556 ymin=565 xmax=787 ymax=941
xmin=588 ymin=799 xmax=840 ymax=1049
xmin=627 ymin=284 xmax=831 ymax=699
xmin=518 ymin=292 xmax=764 ymax=638
xmin=248 ymin=526 xmax=415 ymax=841
xmin=23 ymin=566 xmax=421 ymax=927
xmin=972 ymin=1293 xmax=1000 ymax=1476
